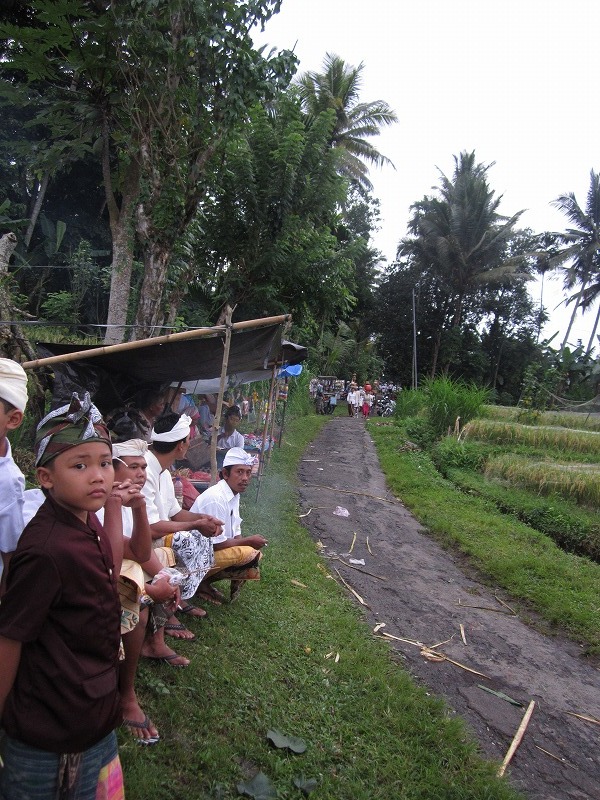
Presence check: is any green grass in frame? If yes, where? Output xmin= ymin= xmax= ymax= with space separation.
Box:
xmin=443 ymin=467 xmax=600 ymax=562
xmin=120 ymin=414 xmax=523 ymax=800
xmin=368 ymin=421 xmax=600 ymax=654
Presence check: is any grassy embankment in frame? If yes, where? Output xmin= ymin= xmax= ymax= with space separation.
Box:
xmin=120 ymin=413 xmax=522 ymax=800
xmin=368 ymin=417 xmax=600 ymax=654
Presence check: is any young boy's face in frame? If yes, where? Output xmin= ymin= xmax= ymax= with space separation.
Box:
xmin=37 ymin=441 xmax=114 ymax=523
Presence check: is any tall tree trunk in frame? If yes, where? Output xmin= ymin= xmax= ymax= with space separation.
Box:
xmin=132 ymin=241 xmax=171 ymax=339
xmin=560 ymin=282 xmax=587 ymax=355
xmin=430 ymin=327 xmax=442 ymax=379
xmin=102 ymin=123 xmax=141 ymax=345
xmin=24 ymin=172 xmax=50 ymax=250
xmin=585 ymin=304 xmax=600 ymax=356
xmin=0 ymin=232 xmax=38 ymax=363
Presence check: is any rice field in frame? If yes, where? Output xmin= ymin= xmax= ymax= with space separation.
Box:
xmin=463 ymin=418 xmax=600 ymax=455
xmin=484 ymin=454 xmax=600 ymax=507
xmin=481 ymin=404 xmax=600 ymax=432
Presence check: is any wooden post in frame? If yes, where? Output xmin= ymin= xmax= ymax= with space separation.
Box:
xmin=210 ymin=306 xmax=233 ymax=485
xmin=266 ymin=372 xmax=280 ymax=464
xmin=254 ymin=364 xmax=277 ymax=500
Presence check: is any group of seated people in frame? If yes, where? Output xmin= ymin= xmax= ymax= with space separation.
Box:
xmin=0 ymin=359 xmax=268 ymax=800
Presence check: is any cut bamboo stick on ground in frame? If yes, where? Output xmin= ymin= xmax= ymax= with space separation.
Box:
xmin=457 ymin=599 xmax=515 ymax=615
xmin=348 ymin=532 xmax=357 ymax=554
xmin=333 ymin=567 xmax=369 ymax=607
xmin=328 ymin=555 xmax=387 ymax=580
xmin=534 ymin=745 xmax=575 ymax=768
xmin=494 ymin=593 xmax=517 ymax=615
xmin=460 ymin=624 xmax=467 ymax=645
xmin=421 ymin=649 xmax=490 ymax=679
xmin=366 ymin=536 xmax=373 ymax=555
xmin=565 ymin=711 xmax=600 ymax=726
xmin=497 ymin=700 xmax=536 ymax=778
xmin=380 ymin=631 xmax=425 ymax=648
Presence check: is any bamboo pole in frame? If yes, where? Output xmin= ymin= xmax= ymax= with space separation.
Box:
xmin=21 ymin=314 xmax=291 ymax=370
xmin=255 ymin=365 xmax=277 ymax=502
xmin=497 ymin=700 xmax=535 ymax=778
xmin=210 ymin=306 xmax=233 ymax=485
xmin=266 ymin=374 xmax=280 ymax=465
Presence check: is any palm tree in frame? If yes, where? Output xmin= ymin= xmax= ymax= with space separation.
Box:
xmin=549 ymin=170 xmax=600 ymax=355
xmin=296 ymin=53 xmax=397 ymax=190
xmin=402 ymin=152 xmax=524 ymax=327
xmin=398 ymin=152 xmax=525 ymax=375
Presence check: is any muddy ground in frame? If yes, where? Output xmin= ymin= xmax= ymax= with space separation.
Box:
xmin=297 ymin=416 xmax=599 ymax=800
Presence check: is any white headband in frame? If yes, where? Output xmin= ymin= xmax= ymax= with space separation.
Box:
xmin=0 ymin=358 xmax=28 ymax=412
xmin=113 ymin=439 xmax=149 ymax=458
xmin=151 ymin=414 xmax=192 ymax=443
xmin=223 ymin=447 xmax=254 ymax=467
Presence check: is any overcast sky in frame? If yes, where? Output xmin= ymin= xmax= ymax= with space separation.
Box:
xmin=254 ymin=0 xmax=600 ymax=351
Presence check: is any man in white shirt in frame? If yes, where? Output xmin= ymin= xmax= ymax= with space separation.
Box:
xmin=142 ymin=412 xmax=223 ymax=634
xmin=191 ymin=447 xmax=267 ymax=602
xmin=0 ymin=358 xmax=28 ymax=595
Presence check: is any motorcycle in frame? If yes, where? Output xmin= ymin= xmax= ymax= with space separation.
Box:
xmin=378 ymin=396 xmax=396 ymax=417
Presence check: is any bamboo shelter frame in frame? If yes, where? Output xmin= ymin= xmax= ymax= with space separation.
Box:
xmin=22 ymin=313 xmax=302 ymax=490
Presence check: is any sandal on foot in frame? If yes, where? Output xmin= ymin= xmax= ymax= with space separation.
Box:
xmin=123 ymin=714 xmax=160 ymax=745
xmin=164 ymin=623 xmax=195 ymax=640
xmin=196 ymin=586 xmax=226 ymax=605
xmin=177 ymin=604 xmax=207 ymax=618
xmin=143 ymin=653 xmax=190 ymax=668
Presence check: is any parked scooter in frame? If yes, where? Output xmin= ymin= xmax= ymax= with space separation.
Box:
xmin=377 ymin=396 xmax=396 ymax=417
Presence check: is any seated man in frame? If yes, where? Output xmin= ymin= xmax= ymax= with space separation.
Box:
xmin=143 ymin=412 xmax=223 ymax=636
xmin=191 ymin=447 xmax=267 ymax=602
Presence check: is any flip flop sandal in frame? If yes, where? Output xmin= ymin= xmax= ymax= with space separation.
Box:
xmin=177 ymin=604 xmax=207 ymax=618
xmin=164 ymin=623 xmax=196 ymax=640
xmin=196 ymin=586 xmax=226 ymax=605
xmin=143 ymin=653 xmax=190 ymax=668
xmin=123 ymin=714 xmax=160 ymax=745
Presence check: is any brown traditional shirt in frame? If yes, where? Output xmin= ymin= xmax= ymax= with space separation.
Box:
xmin=0 ymin=496 xmax=121 ymax=753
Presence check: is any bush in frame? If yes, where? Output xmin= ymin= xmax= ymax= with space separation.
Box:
xmin=401 ymin=416 xmax=437 ymax=448
xmin=394 ymin=388 xmax=426 ymax=419
xmin=430 ymin=437 xmax=488 ymax=475
xmin=424 ymin=377 xmax=491 ymax=438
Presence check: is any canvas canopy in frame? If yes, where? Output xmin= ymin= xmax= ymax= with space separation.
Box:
xmin=25 ymin=317 xmax=306 ymax=411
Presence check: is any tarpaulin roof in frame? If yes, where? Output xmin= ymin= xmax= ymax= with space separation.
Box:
xmin=28 ymin=318 xmax=306 ymax=411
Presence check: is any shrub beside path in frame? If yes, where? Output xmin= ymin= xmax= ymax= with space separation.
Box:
xmin=298 ymin=417 xmax=599 ymax=800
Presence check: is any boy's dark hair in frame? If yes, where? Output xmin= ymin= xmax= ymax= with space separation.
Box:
xmin=130 ymin=383 xmax=169 ymax=413
xmin=225 ymin=405 xmax=241 ymax=418
xmin=152 ymin=411 xmax=187 ymax=454
xmin=0 ymin=398 xmax=16 ymax=414
xmin=105 ymin=407 xmax=147 ymax=442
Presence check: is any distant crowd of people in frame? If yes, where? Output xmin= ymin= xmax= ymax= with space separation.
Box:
xmin=0 ymin=359 xmax=267 ymax=799
xmin=310 ymin=376 xmax=398 ymax=418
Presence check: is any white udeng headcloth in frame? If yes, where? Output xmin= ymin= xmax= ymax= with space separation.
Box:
xmin=223 ymin=447 xmax=254 ymax=467
xmin=112 ymin=439 xmax=149 ymax=458
xmin=0 ymin=358 xmax=28 ymax=412
xmin=151 ymin=414 xmax=192 ymax=443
